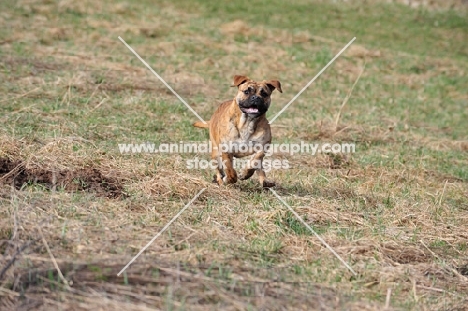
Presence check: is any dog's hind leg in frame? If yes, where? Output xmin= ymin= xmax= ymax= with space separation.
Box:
xmin=212 ymin=149 xmax=225 ymax=185
xmin=238 ymin=158 xmax=256 ymax=181
xmin=240 ymin=152 xmax=275 ymax=187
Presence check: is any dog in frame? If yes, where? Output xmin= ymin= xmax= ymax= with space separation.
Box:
xmin=193 ymin=75 xmax=282 ymax=188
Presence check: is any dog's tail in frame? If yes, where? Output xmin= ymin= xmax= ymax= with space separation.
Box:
xmin=193 ymin=121 xmax=210 ymax=128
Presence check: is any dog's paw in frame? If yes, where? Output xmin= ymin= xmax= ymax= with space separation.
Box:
xmin=238 ymin=170 xmax=255 ymax=181
xmin=262 ymin=180 xmax=276 ymax=188
xmin=222 ymin=175 xmax=238 ymax=184
xmin=212 ymin=174 xmax=225 ymax=186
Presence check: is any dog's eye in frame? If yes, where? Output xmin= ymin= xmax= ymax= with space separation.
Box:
xmin=260 ymin=90 xmax=268 ymax=97
xmin=243 ymin=90 xmax=249 ymax=95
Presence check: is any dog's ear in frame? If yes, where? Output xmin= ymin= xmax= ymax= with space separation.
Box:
xmin=266 ymin=80 xmax=282 ymax=93
xmin=232 ymin=75 xmax=249 ymax=87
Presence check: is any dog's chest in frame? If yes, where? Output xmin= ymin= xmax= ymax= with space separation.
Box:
xmin=238 ymin=119 xmax=257 ymax=141
xmin=226 ymin=116 xmax=269 ymax=158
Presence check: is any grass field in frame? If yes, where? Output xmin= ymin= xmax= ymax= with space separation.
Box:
xmin=1 ymin=0 xmax=468 ymax=310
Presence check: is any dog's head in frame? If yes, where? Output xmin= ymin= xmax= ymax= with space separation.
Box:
xmin=232 ymin=75 xmax=282 ymax=117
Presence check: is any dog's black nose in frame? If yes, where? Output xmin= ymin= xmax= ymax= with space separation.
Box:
xmin=249 ymin=95 xmax=263 ymax=105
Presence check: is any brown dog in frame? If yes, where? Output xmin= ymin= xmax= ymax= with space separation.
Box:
xmin=193 ymin=75 xmax=282 ymax=188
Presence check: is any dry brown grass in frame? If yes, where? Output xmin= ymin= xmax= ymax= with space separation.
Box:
xmin=2 ymin=134 xmax=466 ymax=309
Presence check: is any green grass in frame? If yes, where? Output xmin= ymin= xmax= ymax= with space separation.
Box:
xmin=171 ymin=0 xmax=468 ymax=59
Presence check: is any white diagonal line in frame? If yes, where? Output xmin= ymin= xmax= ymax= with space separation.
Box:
xmin=269 ymin=37 xmax=356 ymax=124
xmin=269 ymin=189 xmax=357 ymax=276
xmin=118 ymin=36 xmax=207 ymax=124
xmin=117 ymin=188 xmax=206 ymax=276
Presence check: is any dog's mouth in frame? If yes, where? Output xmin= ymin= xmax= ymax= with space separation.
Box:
xmin=237 ymin=96 xmax=268 ymax=115
xmin=240 ymin=106 xmax=259 ymax=114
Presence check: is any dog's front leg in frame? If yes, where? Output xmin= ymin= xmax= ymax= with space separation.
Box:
xmin=216 ymin=153 xmax=237 ymax=185
xmin=222 ymin=153 xmax=237 ymax=184
xmin=256 ymin=166 xmax=275 ymax=188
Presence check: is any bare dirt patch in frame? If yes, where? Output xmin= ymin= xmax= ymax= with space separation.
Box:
xmin=0 ymin=157 xmax=124 ymax=198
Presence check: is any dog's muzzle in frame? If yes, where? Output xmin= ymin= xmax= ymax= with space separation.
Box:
xmin=240 ymin=95 xmax=265 ymax=114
